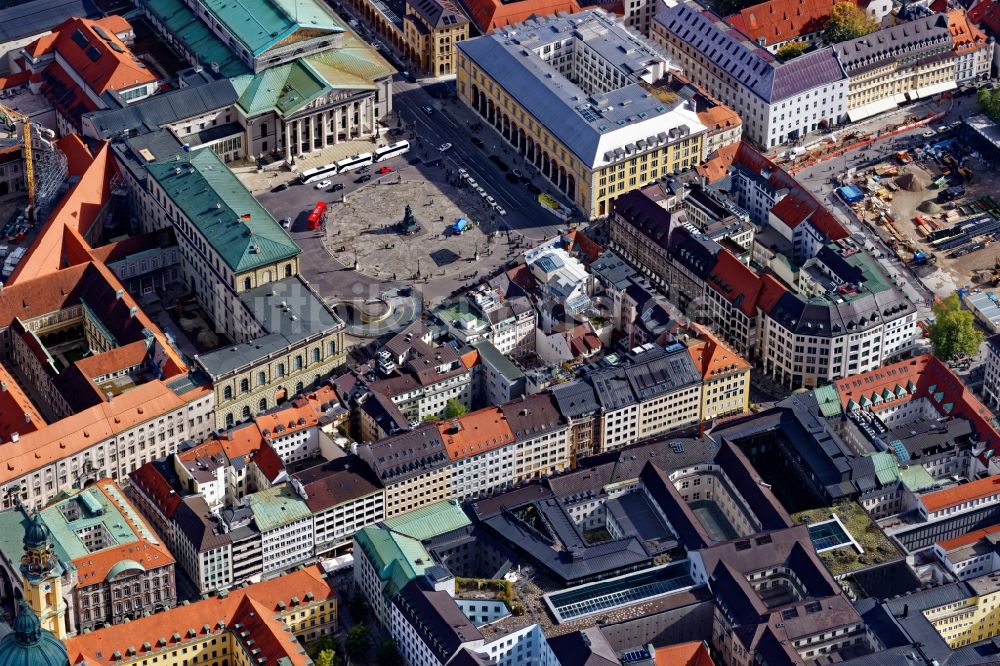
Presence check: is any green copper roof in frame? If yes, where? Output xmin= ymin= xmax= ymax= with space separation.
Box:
xmin=355 ymin=526 xmax=434 ymax=600
xmin=200 ymin=0 xmax=342 ymax=56
xmin=232 ymin=60 xmax=330 ymax=117
xmin=143 ymin=0 xmax=250 ymax=78
xmin=813 ymin=384 xmax=843 ymax=418
xmin=106 ymin=559 xmax=145 ymax=581
xmin=304 ymin=42 xmax=393 ymax=89
xmin=247 ymin=484 xmax=312 ymax=532
xmin=381 ymin=500 xmax=471 ymax=541
xmin=0 ymin=601 xmax=68 ymax=666
xmin=0 ymin=510 xmax=72 ymax=576
xmin=899 ymin=464 xmax=935 ymax=492
xmin=147 ymin=149 xmax=300 ymax=273
xmin=866 ymin=452 xmax=899 ymax=487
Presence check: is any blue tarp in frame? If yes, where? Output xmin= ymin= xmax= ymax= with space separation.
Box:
xmin=452 ymin=218 xmax=470 ymax=233
xmin=837 ymin=185 xmax=864 ymax=204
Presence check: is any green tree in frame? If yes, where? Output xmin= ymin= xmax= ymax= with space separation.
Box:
xmin=315 ymin=648 xmax=337 ymax=666
xmin=307 ymin=636 xmax=335 ymax=660
xmin=823 ymin=2 xmax=878 ymax=43
xmin=776 ymin=40 xmax=808 ymax=62
xmin=376 ymin=639 xmax=401 ymax=666
xmin=443 ymin=398 xmax=468 ymax=418
xmin=977 ymin=88 xmax=1000 ymax=123
xmin=345 ymin=624 xmax=371 ymax=657
xmin=928 ymin=294 xmax=982 ymax=361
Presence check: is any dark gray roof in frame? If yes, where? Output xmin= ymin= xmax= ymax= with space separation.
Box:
xmin=589 ymin=251 xmax=636 ymax=289
xmin=656 ymin=3 xmax=846 ymax=103
xmin=550 ymin=380 xmax=600 ymax=419
xmin=547 ymin=628 xmax=620 ymax=666
xmin=196 ymin=277 xmax=343 ymax=378
xmin=499 ymin=394 xmax=563 ymax=440
xmin=393 ymin=581 xmax=483 ymax=664
xmin=835 ymin=15 xmax=953 ymax=73
xmin=84 ymin=79 xmax=238 ymax=139
xmin=0 ymin=0 xmax=98 ymax=42
xmin=174 ymin=495 xmax=233 ymax=552
xmin=358 ymin=424 xmax=450 ymax=484
xmin=407 ymin=0 xmax=469 ymax=29
xmin=292 ymin=456 xmax=382 ymax=512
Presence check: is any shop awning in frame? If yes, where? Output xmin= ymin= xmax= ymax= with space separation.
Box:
xmin=913 ymin=80 xmax=957 ymax=99
xmin=847 ymin=97 xmax=898 ymax=122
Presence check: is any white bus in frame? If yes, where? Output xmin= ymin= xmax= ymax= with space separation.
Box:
xmin=336 ymin=152 xmax=373 ymax=173
xmin=299 ymin=161 xmax=339 ymax=184
xmin=374 ymin=140 xmax=410 ymax=162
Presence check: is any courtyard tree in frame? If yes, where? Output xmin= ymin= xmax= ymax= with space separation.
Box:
xmin=315 ymin=649 xmax=337 ymax=666
xmin=443 ymin=398 xmax=468 ymax=418
xmin=928 ymin=294 xmax=982 ymax=361
xmin=823 ymin=2 xmax=878 ymax=43
xmin=345 ymin=624 xmax=371 ymax=657
xmin=977 ymin=87 xmax=1000 ymax=123
xmin=776 ymin=40 xmax=808 ymax=62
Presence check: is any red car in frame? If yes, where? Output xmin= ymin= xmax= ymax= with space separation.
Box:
xmin=378 ymin=166 xmax=393 ymax=174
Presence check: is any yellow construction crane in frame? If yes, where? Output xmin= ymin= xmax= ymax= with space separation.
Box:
xmin=0 ymin=103 xmax=33 ymax=220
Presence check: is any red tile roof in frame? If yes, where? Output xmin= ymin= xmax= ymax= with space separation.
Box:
xmin=462 ymin=0 xmax=582 ymax=33
xmin=937 ymin=523 xmax=1000 ymax=552
xmin=438 ymin=406 xmax=515 ymax=460
xmin=686 ymin=323 xmax=750 ymax=379
xmin=73 ymin=479 xmax=175 ymax=586
xmin=706 ymin=250 xmax=762 ymax=317
xmin=727 ymin=0 xmax=841 ymax=46
xmin=28 ymin=16 xmax=156 ymax=96
xmin=948 ymin=9 xmax=990 ymax=55
xmin=835 ymin=355 xmax=1000 ymax=459
xmin=250 ymin=442 xmax=285 ymax=482
xmin=655 ymin=641 xmax=716 ymax=666
xmin=0 ymin=364 xmax=44 ymax=441
xmin=65 ymin=565 xmax=333 ymax=666
xmin=697 ymin=141 xmax=739 ymax=183
xmin=921 ymin=475 xmax=1000 ymax=513
xmin=129 ymin=462 xmax=182 ymax=519
xmin=733 ymin=143 xmax=847 ymax=240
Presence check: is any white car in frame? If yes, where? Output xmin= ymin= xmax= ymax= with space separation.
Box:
xmin=478 ymin=187 xmax=487 ymax=197
xmin=439 ymin=143 xmax=452 ymax=152
xmin=467 ymin=178 xmax=478 ymax=188
xmin=281 ymin=217 xmax=292 ymax=229
xmin=485 ymin=195 xmax=496 ymax=206
xmin=458 ymin=167 xmax=467 ymax=177
xmin=921 ymin=129 xmax=936 ymax=138
xmin=495 ymin=206 xmax=507 ymax=216
xmin=315 ymin=179 xmax=332 ymax=189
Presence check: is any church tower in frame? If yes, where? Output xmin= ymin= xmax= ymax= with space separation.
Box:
xmin=19 ymin=510 xmax=66 ymax=640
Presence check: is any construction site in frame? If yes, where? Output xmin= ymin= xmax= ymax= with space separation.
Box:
xmin=834 ymin=127 xmax=1000 ymax=299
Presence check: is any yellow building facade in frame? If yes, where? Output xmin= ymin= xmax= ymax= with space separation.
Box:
xmin=927 ymin=577 xmax=1000 ymax=648
xmin=456 ymin=11 xmax=707 ymax=220
xmin=403 ymin=0 xmax=470 ymax=77
xmin=65 ymin=566 xmax=337 ymax=666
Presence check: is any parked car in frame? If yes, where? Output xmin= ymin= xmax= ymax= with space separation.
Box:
xmin=489 ymin=155 xmax=509 ymax=172
xmin=439 ymin=142 xmax=453 ymax=152
xmin=272 ymin=182 xmax=289 ymax=193
xmin=422 ymin=105 xmax=434 ymax=115
xmin=356 ymin=174 xmax=372 ymax=183
xmin=315 ymin=179 xmax=332 ymax=189
xmin=330 ymin=183 xmax=344 ymax=191
xmin=922 ymin=129 xmax=937 ymax=138
xmin=471 ymin=137 xmax=484 ymax=148
xmin=495 ymin=206 xmax=506 ymax=216
xmin=486 ymin=195 xmax=497 ymax=206
xmin=378 ymin=166 xmax=393 ymax=174
xmin=526 ymin=182 xmax=541 ymax=195
xmin=511 ymin=169 xmax=522 ymax=178
xmin=281 ymin=217 xmax=292 ymax=229
xmin=505 ymin=173 xmax=519 ymax=184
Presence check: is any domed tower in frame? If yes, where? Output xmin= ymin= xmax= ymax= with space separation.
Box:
xmin=19 ymin=510 xmax=65 ymax=639
xmin=0 ymin=600 xmax=68 ymax=666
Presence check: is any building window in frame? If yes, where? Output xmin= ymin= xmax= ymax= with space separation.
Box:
xmin=259 ymin=398 xmax=267 ymax=412
xmin=240 ymin=378 xmax=249 ymax=393
xmin=223 ymin=386 xmax=233 ymax=400
xmin=258 ymin=371 xmax=266 ymax=386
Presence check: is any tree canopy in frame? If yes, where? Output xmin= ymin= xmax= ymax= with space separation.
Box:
xmin=314 ymin=649 xmax=337 ymax=666
xmin=345 ymin=624 xmax=371 ymax=657
xmin=928 ymin=294 xmax=982 ymax=361
xmin=443 ymin=398 xmax=468 ymax=418
xmin=977 ymin=88 xmax=1000 ymax=123
xmin=823 ymin=2 xmax=878 ymax=43
xmin=776 ymin=40 xmax=808 ymax=62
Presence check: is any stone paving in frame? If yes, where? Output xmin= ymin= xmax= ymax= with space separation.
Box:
xmin=321 ymin=175 xmax=515 ymax=283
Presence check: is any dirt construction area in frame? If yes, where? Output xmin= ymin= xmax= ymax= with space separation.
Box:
xmin=848 ymin=133 xmax=1000 ymax=296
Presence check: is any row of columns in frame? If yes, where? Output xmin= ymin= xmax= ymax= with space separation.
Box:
xmin=470 ymin=86 xmax=577 ymax=202
xmin=283 ymin=97 xmax=375 ymax=163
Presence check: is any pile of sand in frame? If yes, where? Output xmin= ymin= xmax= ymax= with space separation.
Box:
xmin=897 ymin=168 xmax=931 ymax=192
xmin=917 ymin=200 xmax=941 ymax=214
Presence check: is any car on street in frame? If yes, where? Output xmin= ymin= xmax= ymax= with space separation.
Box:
xmin=495 ymin=206 xmax=506 ymax=216
xmin=359 ymin=165 xmax=370 ymax=173
xmin=477 ymin=187 xmax=487 ymax=197
xmin=458 ymin=167 xmax=467 ymax=177
xmin=330 ymin=183 xmax=344 ymax=192
xmin=486 ymin=195 xmax=496 ymax=206
xmin=439 ymin=142 xmax=452 ymax=152
xmin=471 ymin=137 xmax=484 ymax=148
xmin=505 ymin=173 xmax=519 ymax=184
xmin=378 ymin=166 xmax=393 ymax=174
xmin=936 ymin=126 xmax=947 ymax=133
xmin=422 ymin=105 xmax=434 ymax=115
xmin=272 ymin=182 xmax=289 ymax=193
xmin=356 ymin=174 xmax=372 ymax=183
xmin=281 ymin=217 xmax=292 ymax=229
xmin=512 ymin=169 xmax=522 ymax=178
xmin=467 ymin=178 xmax=478 ymax=188
xmin=315 ymin=179 xmax=332 ymax=189
xmin=489 ymin=155 xmax=509 ymax=172
xmin=388 ymin=128 xmax=405 ymax=137
xmin=922 ymin=129 xmax=937 ymax=138
xmin=526 ymin=183 xmax=541 ymax=195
